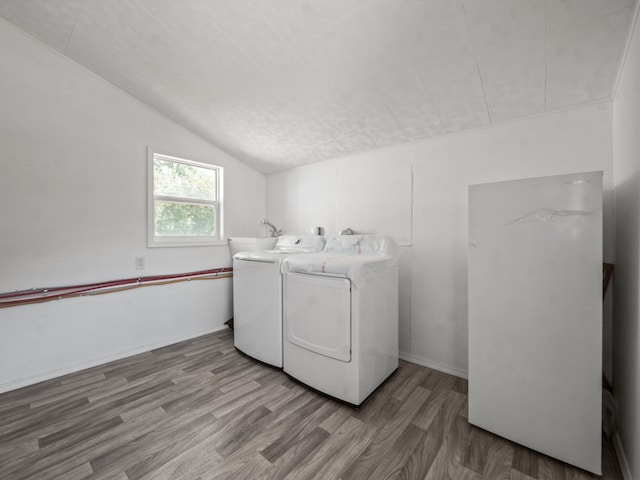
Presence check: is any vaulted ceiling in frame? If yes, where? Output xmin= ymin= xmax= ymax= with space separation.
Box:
xmin=0 ymin=0 xmax=635 ymax=173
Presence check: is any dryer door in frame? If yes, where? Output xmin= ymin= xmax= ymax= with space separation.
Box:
xmin=284 ymin=272 xmax=351 ymax=362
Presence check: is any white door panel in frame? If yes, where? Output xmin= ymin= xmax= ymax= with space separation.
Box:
xmin=468 ymin=171 xmax=602 ymax=474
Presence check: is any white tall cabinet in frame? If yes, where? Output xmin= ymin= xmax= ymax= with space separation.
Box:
xmin=468 ymin=171 xmax=603 ymax=475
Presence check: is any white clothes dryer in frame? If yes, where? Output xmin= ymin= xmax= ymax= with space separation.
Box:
xmin=281 ymin=235 xmax=399 ymax=405
xmin=232 ymin=235 xmax=325 ymax=368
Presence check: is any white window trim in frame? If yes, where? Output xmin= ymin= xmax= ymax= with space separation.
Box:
xmin=147 ymin=147 xmax=225 ymax=248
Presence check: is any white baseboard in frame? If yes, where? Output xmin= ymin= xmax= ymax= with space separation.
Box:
xmin=399 ymin=351 xmax=468 ymax=379
xmin=613 ymin=432 xmax=634 ymax=480
xmin=0 ymin=324 xmax=229 ymax=394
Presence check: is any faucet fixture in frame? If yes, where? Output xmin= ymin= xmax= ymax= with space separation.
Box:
xmin=262 ymin=219 xmax=282 ymax=237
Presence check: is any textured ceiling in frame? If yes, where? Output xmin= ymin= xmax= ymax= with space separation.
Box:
xmin=0 ymin=0 xmax=635 ymax=173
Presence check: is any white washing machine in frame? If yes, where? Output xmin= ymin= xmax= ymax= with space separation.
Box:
xmin=281 ymin=235 xmax=399 ymax=405
xmin=232 ymin=235 xmax=325 ymax=368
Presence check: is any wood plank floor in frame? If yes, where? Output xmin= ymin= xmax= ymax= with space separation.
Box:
xmin=0 ymin=328 xmax=622 ymax=480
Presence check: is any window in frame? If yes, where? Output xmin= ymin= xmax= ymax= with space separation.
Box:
xmin=148 ymin=149 xmax=223 ymax=247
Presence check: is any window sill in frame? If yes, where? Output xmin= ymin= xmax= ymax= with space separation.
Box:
xmin=148 ymin=239 xmax=228 ymax=248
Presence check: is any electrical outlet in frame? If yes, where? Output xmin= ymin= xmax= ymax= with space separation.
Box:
xmin=135 ymin=256 xmax=145 ymax=270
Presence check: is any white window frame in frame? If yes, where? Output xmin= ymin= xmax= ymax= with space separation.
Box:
xmin=147 ymin=148 xmax=224 ymax=248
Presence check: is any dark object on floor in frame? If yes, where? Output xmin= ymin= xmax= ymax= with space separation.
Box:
xmin=225 ymin=317 xmax=234 ymax=330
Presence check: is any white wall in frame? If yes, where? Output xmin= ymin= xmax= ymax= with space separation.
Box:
xmin=612 ymin=6 xmax=640 ymax=479
xmin=267 ymin=103 xmax=614 ymax=377
xmin=0 ymin=20 xmax=266 ymax=393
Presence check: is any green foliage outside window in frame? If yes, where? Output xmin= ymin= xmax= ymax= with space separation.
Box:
xmin=153 ymin=157 xmax=218 ymax=237
xmin=155 ymin=202 xmax=215 ymax=236
xmin=154 ymin=159 xmax=216 ymax=200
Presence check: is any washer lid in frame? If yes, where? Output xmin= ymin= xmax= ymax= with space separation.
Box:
xmin=273 ymin=235 xmax=325 ymax=250
xmin=233 ymin=234 xmax=325 ymax=261
xmin=282 ymin=235 xmax=398 ymax=287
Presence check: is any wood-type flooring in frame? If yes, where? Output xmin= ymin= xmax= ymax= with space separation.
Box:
xmin=0 ymin=328 xmax=623 ymax=479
